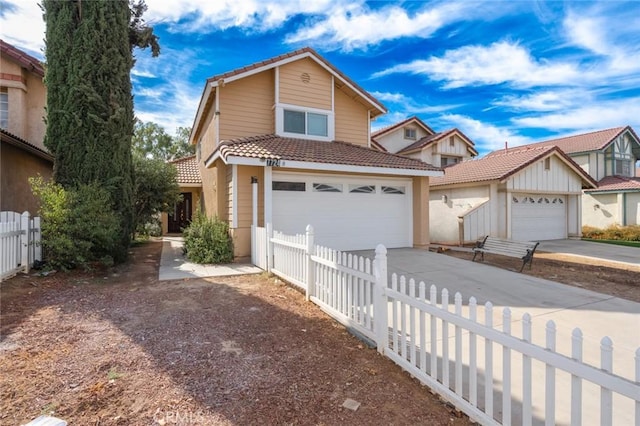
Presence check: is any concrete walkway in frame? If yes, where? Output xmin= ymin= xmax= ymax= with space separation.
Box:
xmin=538 ymin=239 xmax=639 ymax=266
xmin=353 ymin=247 xmax=639 ymax=425
xmin=158 ymin=237 xmax=262 ymax=281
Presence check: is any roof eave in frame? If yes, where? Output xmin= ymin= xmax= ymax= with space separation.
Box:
xmin=221 ymin=155 xmax=443 ymax=177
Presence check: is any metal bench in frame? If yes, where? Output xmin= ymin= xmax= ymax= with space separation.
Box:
xmin=472 ymin=236 xmax=539 ymax=272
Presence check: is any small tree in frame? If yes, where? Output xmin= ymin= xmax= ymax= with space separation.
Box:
xmin=132 ymin=155 xmax=181 ymax=238
xmin=133 ymin=120 xmax=194 ymax=160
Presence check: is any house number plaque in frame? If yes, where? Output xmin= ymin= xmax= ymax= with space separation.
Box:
xmin=266 ymin=158 xmax=281 ymax=167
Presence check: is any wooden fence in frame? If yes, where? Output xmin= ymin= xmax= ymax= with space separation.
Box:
xmin=252 ymin=224 xmax=640 ymax=425
xmin=1 ymin=211 xmax=42 ymax=282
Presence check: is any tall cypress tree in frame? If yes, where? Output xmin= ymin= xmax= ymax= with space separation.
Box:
xmin=43 ymin=0 xmax=158 ymax=262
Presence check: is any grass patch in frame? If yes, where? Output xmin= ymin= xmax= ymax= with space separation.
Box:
xmin=582 ymin=238 xmax=640 ymax=248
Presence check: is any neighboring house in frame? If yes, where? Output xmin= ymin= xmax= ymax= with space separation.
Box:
xmin=371 ymin=116 xmax=478 ymax=166
xmin=501 ymin=127 xmax=640 ymax=228
xmin=0 ymin=40 xmax=52 ymax=215
xmin=429 ymin=145 xmax=596 ymax=244
xmin=189 ymin=48 xmax=443 ymax=257
xmin=161 ymin=155 xmax=202 ymax=234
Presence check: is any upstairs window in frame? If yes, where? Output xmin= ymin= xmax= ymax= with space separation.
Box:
xmin=0 ymin=89 xmax=8 ymax=129
xmin=404 ymin=128 xmax=416 ymax=140
xmin=441 ymin=156 xmax=460 ymax=167
xmin=283 ymin=109 xmax=328 ymax=137
xmin=449 ymin=136 xmax=455 ymax=147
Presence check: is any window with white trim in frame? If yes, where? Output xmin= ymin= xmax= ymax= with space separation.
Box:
xmin=440 ymin=156 xmax=460 ymax=167
xmin=283 ymin=108 xmax=329 ymax=137
xmin=404 ymin=128 xmax=416 ymax=140
xmin=0 ymin=88 xmax=8 ymax=129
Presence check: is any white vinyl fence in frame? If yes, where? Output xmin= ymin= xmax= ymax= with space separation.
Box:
xmin=252 ymin=224 xmax=640 ymax=426
xmin=1 ymin=211 xmax=42 ymax=282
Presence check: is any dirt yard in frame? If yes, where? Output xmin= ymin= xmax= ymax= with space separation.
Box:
xmin=1 ymin=241 xmax=471 ymax=425
xmin=442 ymin=248 xmax=640 ymax=303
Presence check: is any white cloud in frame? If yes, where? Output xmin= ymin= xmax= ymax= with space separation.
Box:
xmin=493 ymin=90 xmax=590 ymax=112
xmin=145 ymin=0 xmax=341 ymax=32
xmin=286 ymin=2 xmax=468 ymax=51
xmin=439 ymin=114 xmax=531 ymax=152
xmin=373 ymin=41 xmax=582 ymax=88
xmin=512 ymin=97 xmax=640 ymax=131
xmin=0 ymin=1 xmax=46 ymax=55
xmin=563 ymin=10 xmax=640 ymax=74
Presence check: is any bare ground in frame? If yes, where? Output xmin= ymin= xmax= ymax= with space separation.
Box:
xmin=1 ymin=241 xmax=471 ymax=425
xmin=441 ymin=249 xmax=640 ymax=303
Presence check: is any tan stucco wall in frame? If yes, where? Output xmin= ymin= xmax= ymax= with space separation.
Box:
xmin=0 ymin=141 xmax=52 ymax=215
xmin=219 ymin=71 xmax=275 ymax=141
xmin=0 ymin=54 xmax=47 ymax=148
xmin=334 ymin=88 xmax=368 ymax=146
xmin=230 ymin=165 xmax=264 ymax=258
xmin=412 ymin=176 xmax=430 ymax=248
xmin=279 ymin=58 xmax=332 ymax=110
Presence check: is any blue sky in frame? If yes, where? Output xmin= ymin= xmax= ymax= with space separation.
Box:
xmin=2 ymin=0 xmax=640 ymax=156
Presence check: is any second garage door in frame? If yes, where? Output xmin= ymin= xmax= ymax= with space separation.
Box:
xmin=511 ymin=193 xmax=566 ymax=241
xmin=272 ymin=172 xmax=413 ymax=251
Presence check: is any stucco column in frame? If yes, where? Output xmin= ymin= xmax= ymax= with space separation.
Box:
xmin=489 ymin=183 xmax=499 ymax=236
xmin=412 ymin=176 xmax=429 ymax=248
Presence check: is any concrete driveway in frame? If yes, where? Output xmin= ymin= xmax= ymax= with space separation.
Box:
xmin=538 ymin=239 xmax=639 ymax=266
xmin=353 ymin=247 xmax=639 ymax=425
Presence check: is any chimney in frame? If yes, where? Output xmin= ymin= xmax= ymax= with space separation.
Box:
xmin=504 ymin=141 xmax=508 ymax=152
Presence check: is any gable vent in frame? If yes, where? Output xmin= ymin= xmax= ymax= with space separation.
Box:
xmin=300 ymin=72 xmax=311 ymax=84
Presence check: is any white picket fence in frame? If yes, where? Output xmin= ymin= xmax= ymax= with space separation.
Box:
xmin=0 ymin=211 xmax=42 ymax=282
xmin=252 ymin=224 xmax=640 ymax=425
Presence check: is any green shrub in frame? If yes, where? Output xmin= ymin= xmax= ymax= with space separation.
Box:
xmin=582 ymin=224 xmax=640 ymax=241
xmin=183 ymin=214 xmax=234 ymax=264
xmin=30 ymin=176 xmax=120 ymax=270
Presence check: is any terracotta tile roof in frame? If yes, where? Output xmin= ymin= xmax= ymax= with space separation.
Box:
xmin=398 ymin=128 xmax=478 ymax=156
xmin=1 ymin=128 xmax=52 ymax=161
xmin=169 ymin=155 xmax=201 ymax=185
xmin=431 ymin=145 xmax=596 ymax=187
xmin=585 ymin=175 xmax=640 ymax=192
xmin=0 ymin=39 xmax=44 ymax=77
xmin=206 ymin=47 xmax=386 ymax=115
xmin=493 ymin=126 xmax=639 ymax=155
xmin=216 ymin=134 xmax=442 ymax=172
xmin=371 ymin=116 xmax=435 ymax=138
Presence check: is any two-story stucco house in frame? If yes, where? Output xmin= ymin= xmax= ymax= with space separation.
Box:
xmin=371 ymin=116 xmax=478 ymax=166
xmin=189 ymin=48 xmax=443 ymax=258
xmin=0 ymin=40 xmax=52 ymax=215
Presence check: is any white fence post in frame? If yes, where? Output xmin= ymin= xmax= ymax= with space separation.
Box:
xmin=305 ymin=225 xmax=314 ymax=301
xmin=373 ymin=244 xmax=388 ymax=354
xmin=266 ymin=222 xmax=273 ymax=273
xmin=20 ymin=211 xmax=30 ymax=272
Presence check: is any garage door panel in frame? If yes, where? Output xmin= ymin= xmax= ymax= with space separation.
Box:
xmin=512 ymin=194 xmax=566 ymax=241
xmin=272 ymin=173 xmax=412 ymax=251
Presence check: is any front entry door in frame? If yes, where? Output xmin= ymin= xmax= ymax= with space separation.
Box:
xmin=168 ymin=192 xmax=192 ymax=233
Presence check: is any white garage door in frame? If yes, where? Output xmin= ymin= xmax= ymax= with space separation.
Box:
xmin=272 ymin=172 xmax=412 ymax=251
xmin=511 ymin=194 xmax=566 ymax=241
